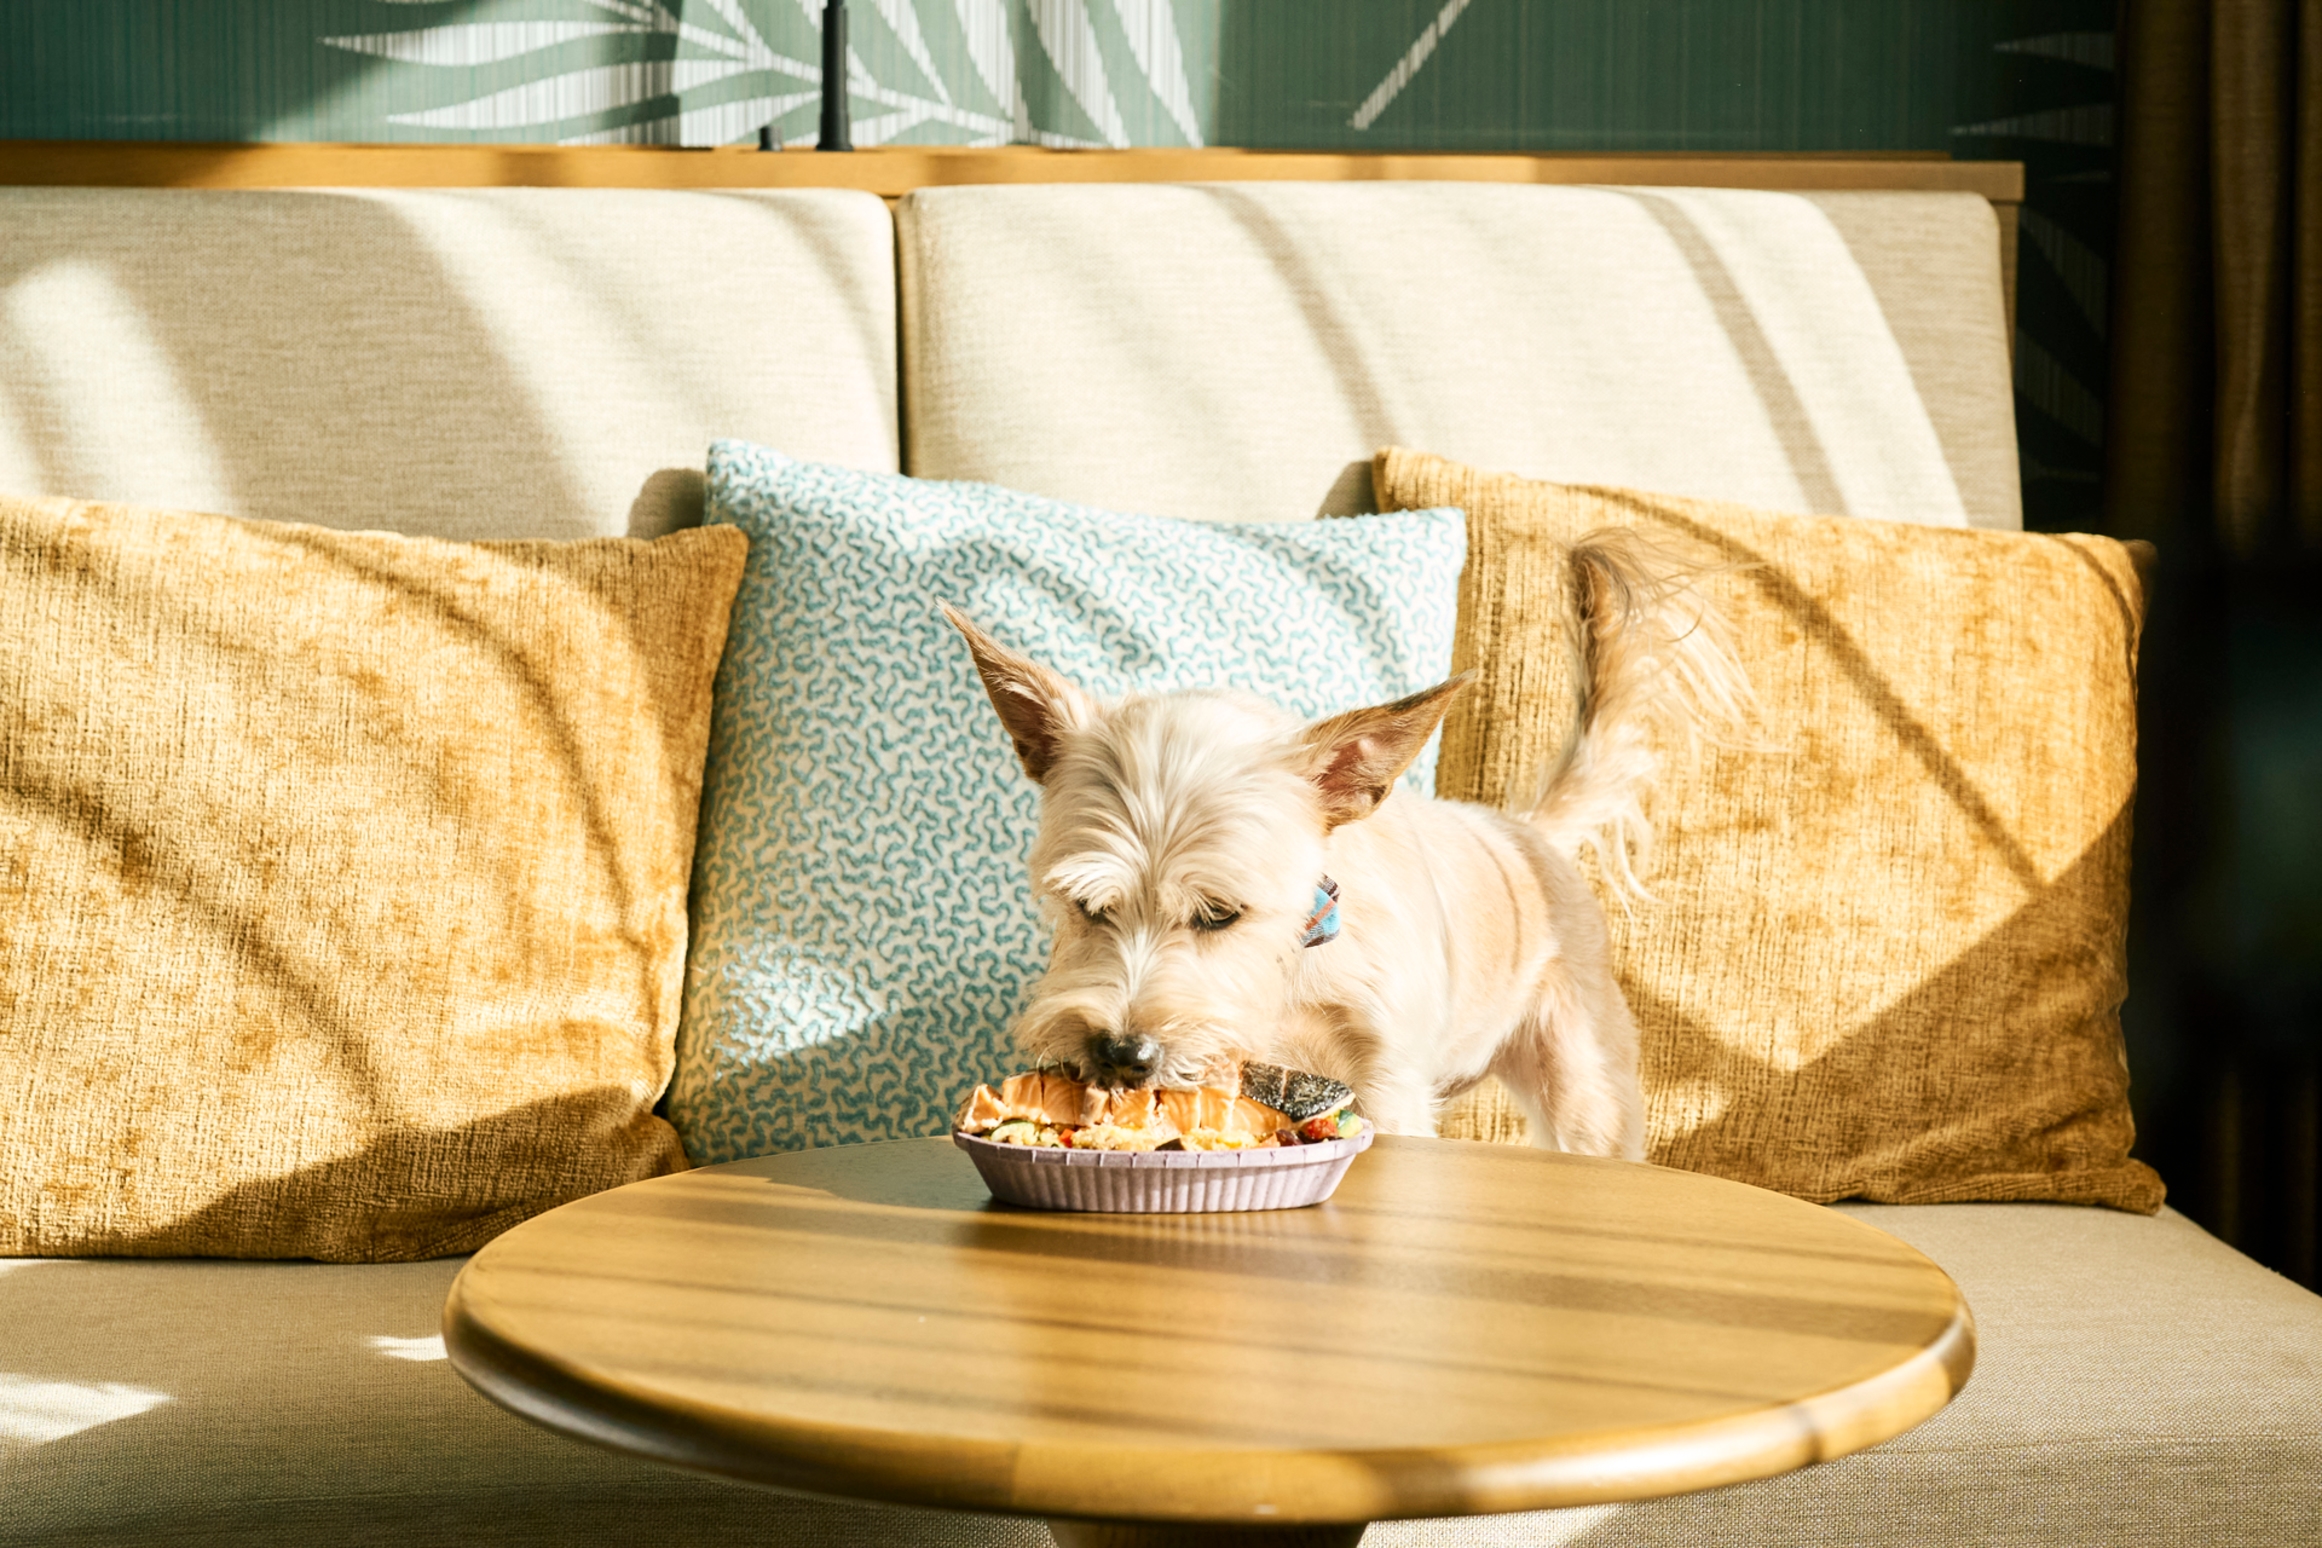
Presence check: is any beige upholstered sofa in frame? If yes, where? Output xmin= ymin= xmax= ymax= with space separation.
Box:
xmin=3 ymin=181 xmax=2319 ymax=1547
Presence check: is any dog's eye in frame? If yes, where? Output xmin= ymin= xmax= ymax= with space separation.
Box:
xmin=1191 ymin=903 xmax=1242 ymax=933
xmin=1074 ymin=899 xmax=1110 ymax=925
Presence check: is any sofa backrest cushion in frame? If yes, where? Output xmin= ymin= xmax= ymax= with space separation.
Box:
xmin=0 ymin=493 xmax=746 ymax=1260
xmin=1377 ymin=448 xmax=2159 ymax=1212
xmin=898 ymin=183 xmax=2019 ymax=530
xmin=0 ymin=188 xmax=898 ymax=542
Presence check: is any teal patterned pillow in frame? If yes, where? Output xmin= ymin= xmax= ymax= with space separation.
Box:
xmin=669 ymin=443 xmax=1466 ymax=1163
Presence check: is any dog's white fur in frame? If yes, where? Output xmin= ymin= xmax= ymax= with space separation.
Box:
xmin=944 ymin=531 xmax=1751 ymax=1158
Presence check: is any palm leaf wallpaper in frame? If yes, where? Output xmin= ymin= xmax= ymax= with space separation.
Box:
xmin=311 ymin=0 xmax=1204 ymax=150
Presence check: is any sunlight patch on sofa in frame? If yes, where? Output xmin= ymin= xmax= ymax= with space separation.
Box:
xmin=0 ymin=1374 xmax=169 ymax=1449
xmin=1 ymin=261 xmax=234 ymax=513
xmin=1627 ymin=191 xmax=1972 ymax=527
xmin=369 ymin=1334 xmax=448 ymax=1362
xmin=0 ymin=380 xmax=37 ymax=495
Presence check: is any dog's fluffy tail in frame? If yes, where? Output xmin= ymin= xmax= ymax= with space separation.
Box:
xmin=1521 ymin=528 xmax=1756 ymax=901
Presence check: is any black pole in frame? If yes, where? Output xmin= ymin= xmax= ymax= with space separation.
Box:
xmin=817 ymin=0 xmax=852 ymax=152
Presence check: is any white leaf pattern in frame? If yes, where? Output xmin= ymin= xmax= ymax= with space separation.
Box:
xmin=868 ymin=0 xmax=954 ymax=107
xmin=322 ymin=24 xmax=633 ymax=67
xmin=672 ymin=57 xmax=755 ymax=93
xmin=388 ymin=62 xmax=679 ymax=130
xmin=950 ymin=0 xmax=1017 ymax=118
xmin=1108 ymin=0 xmax=1203 ymax=146
xmin=1349 ymin=0 xmax=1474 ymax=132
xmin=665 ymin=0 xmax=769 ymax=74
xmin=1027 ymin=0 xmax=1128 ymax=146
xmin=674 ymin=89 xmax=820 ymax=146
xmin=320 ymin=0 xmax=1253 ymax=147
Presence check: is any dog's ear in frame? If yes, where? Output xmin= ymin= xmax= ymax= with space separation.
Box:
xmin=939 ymin=604 xmax=1097 ymax=784
xmin=1298 ymin=675 xmax=1471 ymax=828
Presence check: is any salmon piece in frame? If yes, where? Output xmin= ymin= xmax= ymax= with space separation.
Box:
xmin=1075 ymin=1081 xmax=1116 ymax=1127
xmin=991 ymin=1071 xmax=1081 ymax=1126
xmin=1097 ymin=1087 xmax=1163 ymax=1129
xmin=1155 ymin=1089 xmax=1202 ymax=1133
xmin=960 ymin=1071 xmax=1289 ymax=1138
xmin=955 ymin=1084 xmax=1011 ymax=1132
xmin=1228 ymin=1094 xmax=1292 ymax=1133
xmin=1158 ymin=1088 xmax=1289 ymax=1136
xmin=955 ymin=1072 xmax=1088 ymax=1132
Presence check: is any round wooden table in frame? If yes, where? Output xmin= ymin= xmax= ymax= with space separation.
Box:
xmin=444 ymin=1136 xmax=1972 ymax=1547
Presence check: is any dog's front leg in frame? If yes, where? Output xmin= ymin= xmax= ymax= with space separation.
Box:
xmin=1353 ymin=1068 xmax=1441 ymax=1136
xmin=1272 ymin=1011 xmax=1438 ymax=1137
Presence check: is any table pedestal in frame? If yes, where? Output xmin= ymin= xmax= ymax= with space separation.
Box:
xmin=1046 ymin=1520 xmax=1365 ymax=1547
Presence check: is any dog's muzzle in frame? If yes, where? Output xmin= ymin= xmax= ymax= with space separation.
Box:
xmin=1086 ymin=1032 xmax=1164 ymax=1086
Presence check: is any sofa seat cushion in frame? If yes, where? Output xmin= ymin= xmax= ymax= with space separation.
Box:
xmin=898 ymin=182 xmax=2020 ymax=530
xmin=0 ymin=1255 xmax=1042 ymax=1548
xmin=1373 ymin=1202 xmax=2322 ymax=1546
xmin=6 ymin=1203 xmax=2314 ymax=1545
xmin=0 ymin=189 xmax=899 ymax=541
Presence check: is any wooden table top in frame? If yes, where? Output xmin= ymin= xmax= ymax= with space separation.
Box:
xmin=444 ymin=1137 xmax=1972 ymax=1529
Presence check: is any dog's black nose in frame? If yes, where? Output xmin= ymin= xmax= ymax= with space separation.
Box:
xmin=1087 ymin=1032 xmax=1163 ymax=1085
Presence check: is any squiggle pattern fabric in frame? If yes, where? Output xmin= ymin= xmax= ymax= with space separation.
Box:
xmin=669 ymin=443 xmax=1465 ymax=1163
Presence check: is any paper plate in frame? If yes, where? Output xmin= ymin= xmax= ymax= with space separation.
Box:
xmin=953 ymin=1128 xmax=1374 ymax=1213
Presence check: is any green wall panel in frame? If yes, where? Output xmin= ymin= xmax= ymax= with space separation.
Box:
xmin=1221 ymin=0 xmax=1976 ymax=151
xmin=0 ymin=2 xmax=2101 ymax=156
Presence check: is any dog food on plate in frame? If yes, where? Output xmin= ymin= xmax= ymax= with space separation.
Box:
xmin=953 ymin=1064 xmax=1364 ymax=1152
xmin=952 ymin=1063 xmax=1376 ymax=1213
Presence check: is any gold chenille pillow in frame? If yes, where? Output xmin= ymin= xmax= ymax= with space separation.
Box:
xmin=1376 ymin=449 xmax=2163 ymax=1212
xmin=0 ymin=496 xmax=747 ymax=1259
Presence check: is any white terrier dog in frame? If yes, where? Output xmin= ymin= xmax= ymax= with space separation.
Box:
xmin=942 ymin=533 xmax=1748 ymax=1158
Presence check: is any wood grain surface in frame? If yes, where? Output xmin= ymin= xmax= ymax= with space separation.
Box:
xmin=0 ymin=142 xmax=2021 ymax=200
xmin=444 ymin=1136 xmax=1971 ymax=1531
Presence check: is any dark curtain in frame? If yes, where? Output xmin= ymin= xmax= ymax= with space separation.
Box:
xmin=2110 ymin=0 xmax=2322 ymax=1285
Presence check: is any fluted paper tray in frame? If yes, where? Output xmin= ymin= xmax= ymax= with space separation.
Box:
xmin=954 ymin=1128 xmax=1374 ymax=1213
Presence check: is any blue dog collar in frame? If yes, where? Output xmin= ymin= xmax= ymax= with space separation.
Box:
xmin=1300 ymin=876 xmax=1341 ymax=949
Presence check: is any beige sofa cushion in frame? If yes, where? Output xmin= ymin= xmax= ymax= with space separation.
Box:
xmin=0 ymin=188 xmax=898 ymax=541
xmin=1378 ymin=1203 xmax=2322 ymax=1546
xmin=899 ymin=182 xmax=2019 ymax=529
xmin=0 ymin=495 xmax=744 ymax=1261
xmin=6 ymin=1204 xmax=2312 ymax=1545
xmin=0 ymin=1256 xmax=1018 ymax=1548
xmin=1377 ymin=451 xmax=2159 ymax=1213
